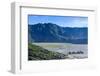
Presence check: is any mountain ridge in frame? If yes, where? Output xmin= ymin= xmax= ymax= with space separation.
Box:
xmin=28 ymin=23 xmax=88 ymax=44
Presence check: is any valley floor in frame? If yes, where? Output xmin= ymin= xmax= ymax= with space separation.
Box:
xmin=28 ymin=43 xmax=88 ymax=60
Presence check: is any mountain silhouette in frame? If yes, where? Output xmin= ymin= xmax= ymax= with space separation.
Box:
xmin=28 ymin=23 xmax=88 ymax=44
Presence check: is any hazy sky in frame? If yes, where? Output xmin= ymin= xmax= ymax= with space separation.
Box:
xmin=28 ymin=15 xmax=88 ymax=27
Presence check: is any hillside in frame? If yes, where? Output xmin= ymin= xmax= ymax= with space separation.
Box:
xmin=28 ymin=43 xmax=68 ymax=60
xmin=28 ymin=23 xmax=88 ymax=44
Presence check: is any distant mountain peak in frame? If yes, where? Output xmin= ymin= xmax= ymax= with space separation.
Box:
xmin=28 ymin=23 xmax=88 ymax=44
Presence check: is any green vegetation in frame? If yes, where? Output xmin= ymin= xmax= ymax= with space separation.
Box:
xmin=28 ymin=43 xmax=68 ymax=60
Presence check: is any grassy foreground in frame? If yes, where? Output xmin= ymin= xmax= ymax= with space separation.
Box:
xmin=28 ymin=43 xmax=68 ymax=60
